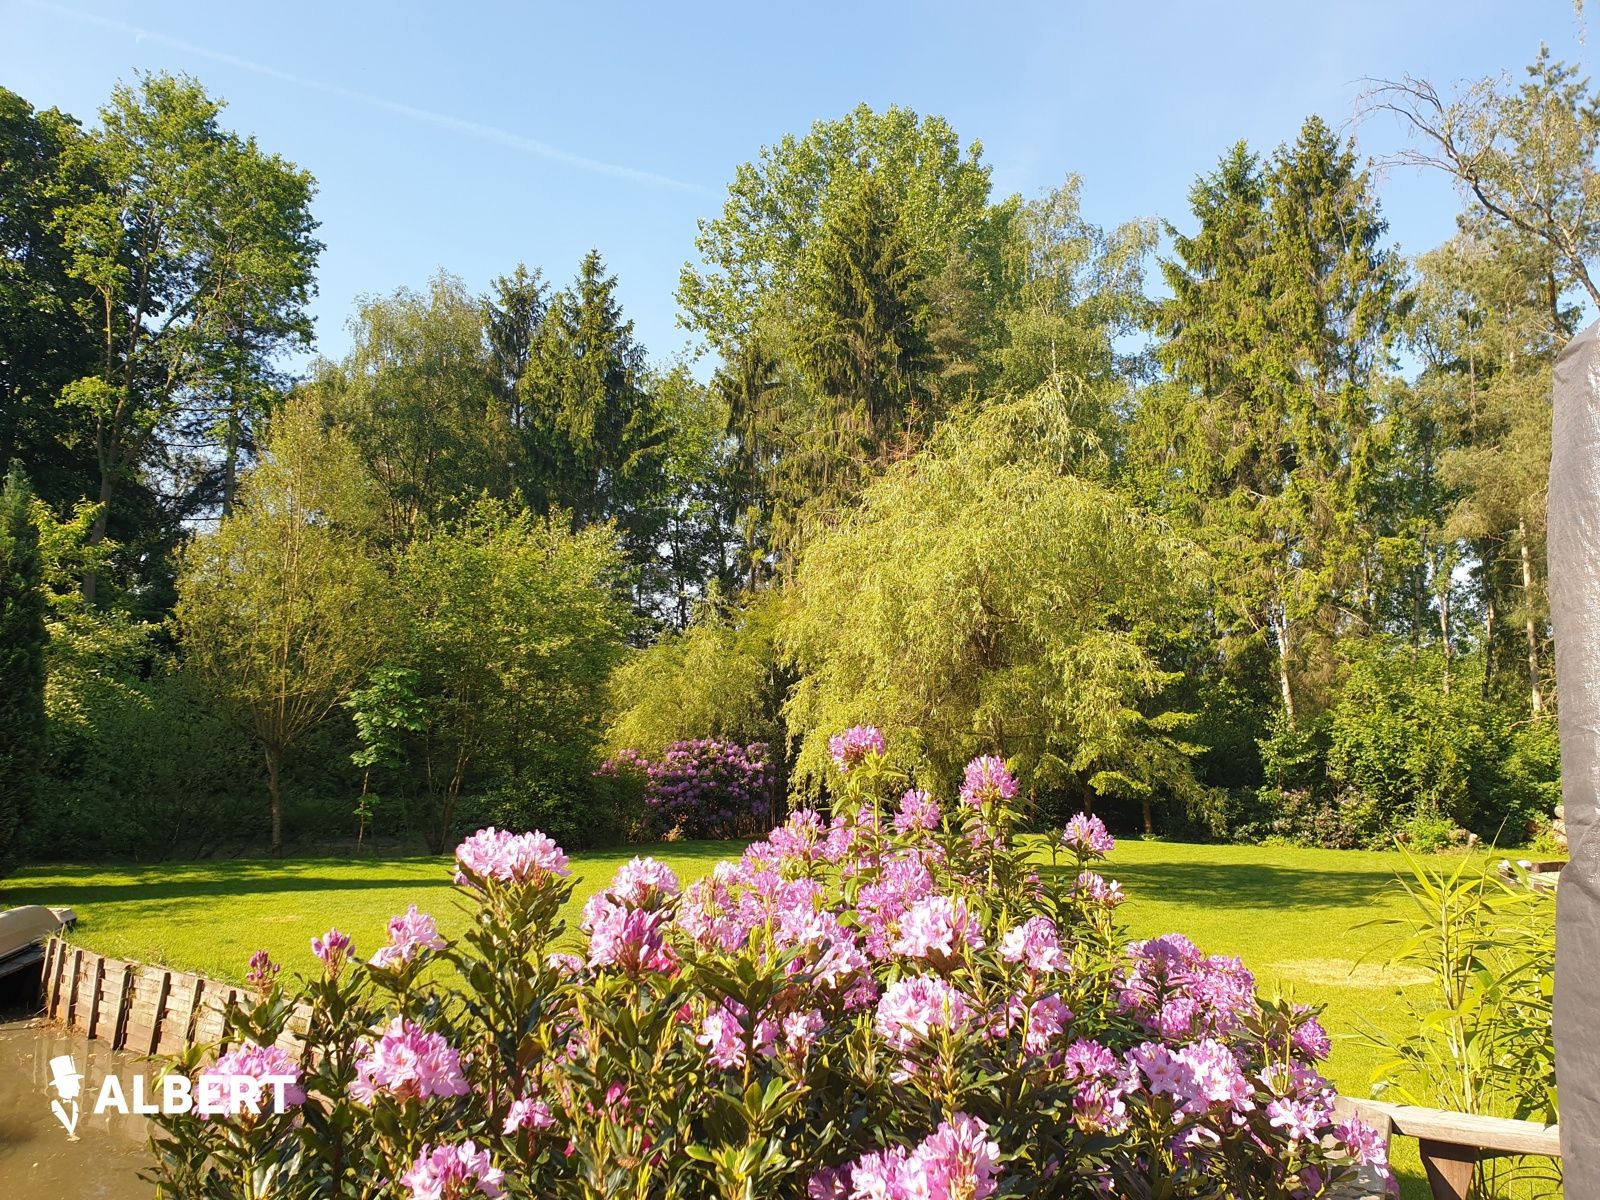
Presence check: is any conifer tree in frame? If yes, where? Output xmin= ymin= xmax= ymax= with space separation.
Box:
xmin=1143 ymin=119 xmax=1406 ymax=725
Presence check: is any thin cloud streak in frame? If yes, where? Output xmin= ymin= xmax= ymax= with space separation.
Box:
xmin=20 ymin=0 xmax=715 ymax=196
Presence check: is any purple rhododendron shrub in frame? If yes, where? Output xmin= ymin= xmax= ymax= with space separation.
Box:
xmin=146 ymin=730 xmax=1394 ymax=1200
xmin=600 ymin=739 xmax=773 ymax=840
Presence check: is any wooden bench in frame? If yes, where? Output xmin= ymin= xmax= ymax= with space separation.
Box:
xmin=1335 ymin=1096 xmax=1561 ymax=1200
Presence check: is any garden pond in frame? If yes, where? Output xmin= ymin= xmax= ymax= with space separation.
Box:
xmin=0 ymin=1019 xmax=153 ymax=1199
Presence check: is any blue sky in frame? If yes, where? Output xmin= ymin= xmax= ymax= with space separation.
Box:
xmin=2 ymin=0 xmax=1593 ymax=370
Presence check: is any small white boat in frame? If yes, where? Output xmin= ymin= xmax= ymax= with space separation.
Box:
xmin=0 ymin=906 xmax=76 ymax=982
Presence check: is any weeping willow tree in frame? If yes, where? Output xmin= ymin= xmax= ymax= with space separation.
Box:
xmin=783 ymin=392 xmax=1219 ymax=832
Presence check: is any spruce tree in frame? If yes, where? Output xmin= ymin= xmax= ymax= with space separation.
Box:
xmin=0 ymin=466 xmax=46 ymax=876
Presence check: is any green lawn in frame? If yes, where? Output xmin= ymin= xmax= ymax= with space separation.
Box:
xmin=3 ymin=837 xmax=1532 ymax=1198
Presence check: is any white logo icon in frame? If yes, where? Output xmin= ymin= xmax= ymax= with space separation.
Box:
xmin=48 ymin=1054 xmax=82 ymax=1140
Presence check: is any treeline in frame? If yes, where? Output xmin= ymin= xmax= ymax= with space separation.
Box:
xmin=0 ymin=57 xmax=1591 ymax=865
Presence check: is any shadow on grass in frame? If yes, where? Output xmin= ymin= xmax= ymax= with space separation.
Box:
xmin=1041 ymin=859 xmax=1394 ymax=910
xmin=2 ymin=873 xmax=459 ymax=906
xmin=4 ymin=841 xmax=749 ymax=908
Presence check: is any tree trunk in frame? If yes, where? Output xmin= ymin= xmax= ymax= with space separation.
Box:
xmin=82 ymin=471 xmax=114 ymax=604
xmin=1271 ymin=606 xmax=1297 ymax=727
xmin=1520 ymin=519 xmax=1545 ymax=715
xmin=222 ymin=403 xmax=241 ymax=517
xmin=266 ymin=744 xmax=284 ymax=854
xmin=1439 ymin=583 xmax=1452 ymax=695
xmin=1141 ymin=795 xmax=1154 ymax=836
xmin=1481 ymin=539 xmax=1498 ymax=701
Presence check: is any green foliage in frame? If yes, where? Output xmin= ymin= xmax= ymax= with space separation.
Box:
xmin=1363 ymin=852 xmax=1559 ymax=1195
xmin=175 ymin=398 xmax=386 ymax=851
xmin=53 ymin=71 xmax=320 ymax=599
xmin=0 ymin=467 xmax=46 ymax=876
xmin=606 ymin=592 xmax=788 ymax=757
xmin=990 ymin=174 xmax=1159 ymax=406
xmin=784 ymin=392 xmax=1217 ymax=829
xmin=1241 ymin=642 xmax=1557 ymax=848
xmin=1328 ymin=642 xmax=1554 ymax=840
xmin=381 ymin=501 xmax=631 ymax=851
xmin=33 ymin=665 xmax=262 ymax=859
xmin=312 ymin=271 xmax=505 ymax=545
xmin=684 ymin=103 xmax=1014 ymax=566
xmin=1137 ymin=120 xmax=1407 ymax=726
xmin=0 ymin=89 xmax=100 ymax=510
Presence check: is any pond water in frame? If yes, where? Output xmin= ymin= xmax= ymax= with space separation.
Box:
xmin=0 ymin=1019 xmax=154 ymax=1200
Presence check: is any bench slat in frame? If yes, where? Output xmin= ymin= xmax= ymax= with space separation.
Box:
xmin=1339 ymin=1096 xmax=1560 ymax=1158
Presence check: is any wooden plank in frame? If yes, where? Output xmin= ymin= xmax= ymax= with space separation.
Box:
xmin=1418 ymin=1139 xmax=1476 ymax=1200
xmin=109 ymin=962 xmax=135 ymax=1050
xmin=64 ymin=948 xmax=82 ymax=1028
xmin=43 ymin=939 xmax=60 ymax=1017
xmin=40 ymin=938 xmax=58 ymax=1012
xmin=181 ymin=974 xmax=204 ymax=1044
xmin=146 ymin=970 xmax=171 ymax=1055
xmin=84 ymin=955 xmax=106 ymax=1039
xmin=50 ymin=939 xmax=69 ymax=1018
xmin=1342 ymin=1097 xmax=1561 ymax=1159
xmin=157 ymin=976 xmax=202 ymax=1056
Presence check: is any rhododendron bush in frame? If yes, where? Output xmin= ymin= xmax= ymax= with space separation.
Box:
xmin=146 ymin=728 xmax=1393 ymax=1199
xmin=598 ymin=739 xmax=773 ymax=840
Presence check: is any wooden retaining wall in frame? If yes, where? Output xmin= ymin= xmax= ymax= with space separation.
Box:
xmin=38 ymin=937 xmax=309 ymax=1059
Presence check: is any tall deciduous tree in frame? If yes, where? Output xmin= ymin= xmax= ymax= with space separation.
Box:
xmin=0 ymin=89 xmax=100 ymax=510
xmin=0 ymin=467 xmax=47 ymax=877
xmin=1371 ymin=50 xmax=1600 ymax=310
xmin=387 ymin=501 xmax=630 ymax=851
xmin=52 ymin=72 xmax=320 ymax=600
xmin=175 ymin=398 xmax=383 ymax=852
xmin=311 ymin=271 xmax=504 ymax=547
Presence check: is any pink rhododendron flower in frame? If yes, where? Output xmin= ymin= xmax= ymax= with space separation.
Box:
xmin=829 ymin=726 xmax=886 ymax=771
xmin=875 ymin=974 xmax=975 ymax=1050
xmin=582 ymin=895 xmax=677 ymax=973
xmin=697 ymin=1004 xmax=749 ymax=1070
xmin=196 ymin=1040 xmax=304 ymax=1117
xmin=1266 ymin=1096 xmax=1324 ymax=1142
xmin=1120 ymin=934 xmax=1256 ymax=1039
xmin=807 ymin=1165 xmax=850 ymax=1200
xmin=1062 ymin=813 xmax=1115 ymax=857
xmin=856 ymin=852 xmax=937 ymax=958
xmin=245 ymin=950 xmax=279 ymax=992
xmin=1074 ymin=871 xmax=1125 ymax=908
xmin=891 ymin=894 xmax=986 ymax=964
xmin=399 ymin=1140 xmax=505 ymax=1200
xmin=310 ymin=929 xmax=353 ymax=975
xmin=844 ymin=1115 xmax=1001 ymax=1200
xmin=454 ymin=827 xmax=569 ymax=887
xmin=782 ymin=1008 xmax=825 ymax=1054
xmin=998 ymin=915 xmax=1066 ymax=972
xmin=913 ymin=1113 xmax=1001 ymax=1200
xmin=1013 ymin=992 xmax=1073 ymax=1053
xmin=503 ymin=1095 xmax=555 ymax=1135
xmin=893 ymin=789 xmax=941 ymax=834
xmin=958 ymin=755 xmax=1016 ymax=810
xmin=608 ymin=856 xmax=681 ymax=907
xmin=350 ymin=1017 xmax=470 ymax=1104
xmin=1291 ymin=1011 xmax=1332 ymax=1061
xmin=1335 ymin=1117 xmax=1399 ymax=1192
xmin=850 ymin=1145 xmax=912 ymax=1200
xmin=369 ymin=905 xmax=446 ymax=969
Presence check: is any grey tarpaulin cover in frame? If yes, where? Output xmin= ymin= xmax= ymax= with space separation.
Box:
xmin=1552 ymin=319 xmax=1600 ymax=1187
